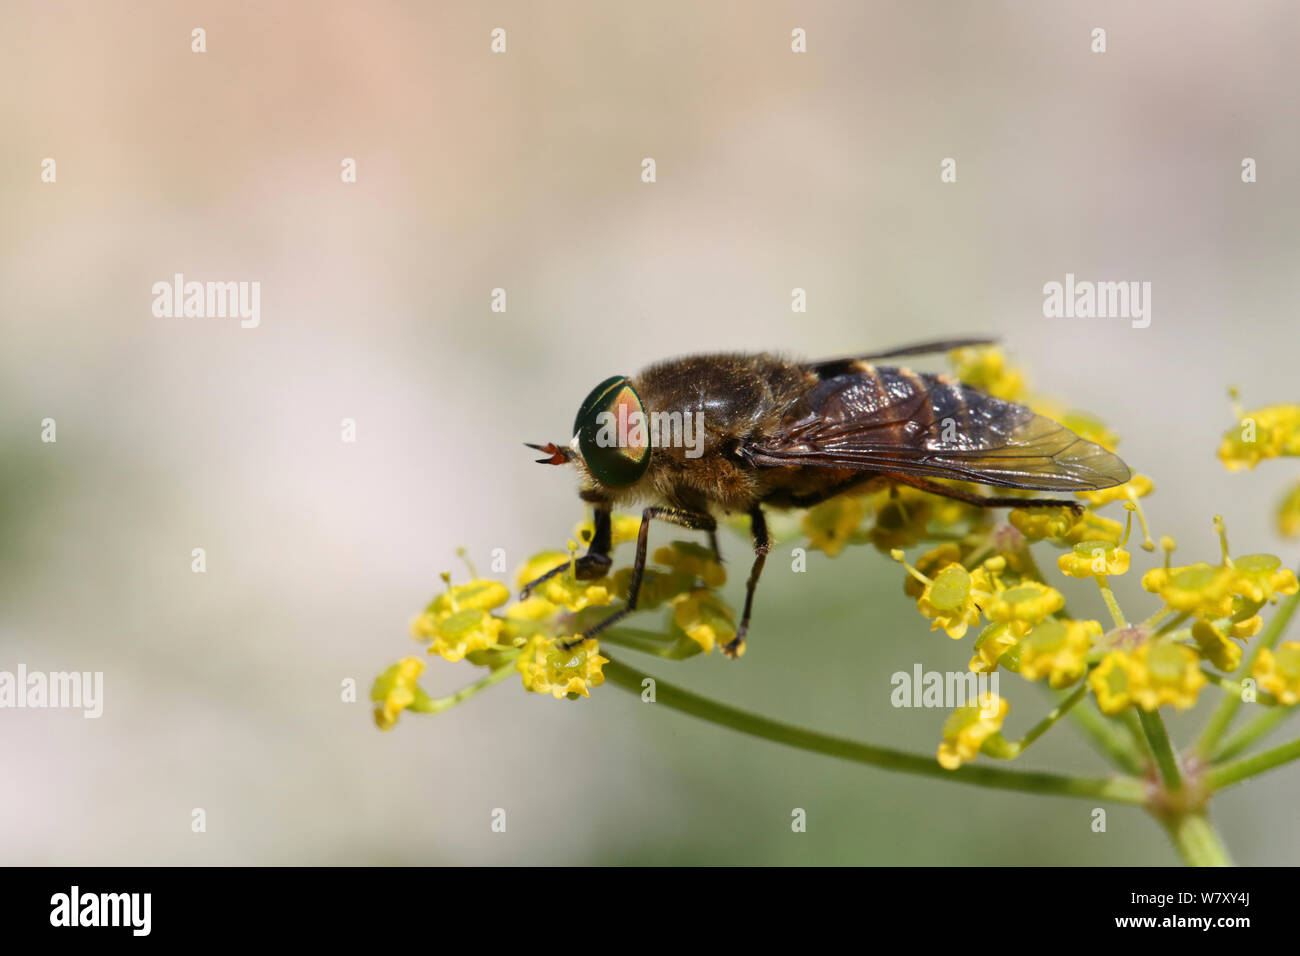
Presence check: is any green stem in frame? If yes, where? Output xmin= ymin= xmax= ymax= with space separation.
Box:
xmin=1057 ymin=693 xmax=1147 ymax=775
xmin=1095 ymin=575 xmax=1128 ymax=629
xmin=1153 ymin=610 xmax=1191 ymax=638
xmin=1206 ymin=735 xmax=1300 ymax=791
xmin=1199 ymin=669 xmax=1279 ymax=705
xmin=985 ymin=682 xmax=1089 ymax=758
xmin=602 ymin=657 xmax=1147 ymax=804
xmin=603 ymin=626 xmax=676 ymax=643
xmin=1160 ymin=812 xmax=1233 ymax=867
xmin=1211 ymin=706 xmax=1296 ymax=763
xmin=411 ymin=663 xmax=516 ymax=713
xmin=1122 ymin=710 xmax=1155 ymax=763
xmin=600 ymin=627 xmax=702 ymax=660
xmin=1137 ymin=708 xmax=1183 ymax=791
xmin=1135 ymin=701 xmax=1234 ymax=866
xmin=1197 ymin=587 xmax=1300 ymax=756
xmin=1141 ymin=605 xmax=1173 ymax=629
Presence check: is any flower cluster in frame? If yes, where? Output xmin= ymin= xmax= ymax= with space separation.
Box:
xmin=847 ymin=347 xmax=1297 ymax=768
xmin=372 ymin=346 xmax=1299 ymax=802
xmin=1218 ymin=390 xmax=1300 ymax=538
xmin=371 ymin=526 xmax=737 ymax=727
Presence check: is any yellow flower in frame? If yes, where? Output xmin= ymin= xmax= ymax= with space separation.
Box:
xmin=1279 ymin=480 xmax=1300 ymax=538
xmin=969 ymin=622 xmax=1023 ymax=674
xmin=498 ymin=597 xmax=559 ymax=646
xmin=867 ymin=491 xmax=933 ymax=552
xmin=1229 ymin=612 xmax=1263 ymax=640
xmin=611 ymin=514 xmax=643 ymax=543
xmin=1228 ymin=553 xmax=1298 ymax=603
xmin=572 ymin=513 xmax=642 ymax=547
xmin=371 ymin=657 xmax=426 ymax=730
xmin=514 ymin=551 xmax=611 ymax=612
xmin=1009 ymin=506 xmax=1081 ymax=542
xmin=1017 ymin=618 xmax=1101 ymax=688
xmin=1062 ymin=412 xmax=1120 ymax=453
xmin=411 ymin=581 xmax=512 ymax=658
xmin=516 ymin=552 xmax=569 ymax=590
xmin=929 ymin=495 xmax=981 ymax=528
xmin=937 ymin=693 xmax=1009 ymax=770
xmin=1061 ymin=512 xmax=1124 ymax=547
xmin=950 ymin=346 xmax=1027 ymax=402
xmin=673 ymin=589 xmax=738 ymax=655
xmin=503 ymin=596 xmax=557 ymax=621
xmin=904 ymin=544 xmax=962 ymax=599
xmin=1057 ymin=541 xmax=1130 ymax=578
xmin=653 ymin=541 xmax=726 ymax=587
xmin=1132 ymin=641 xmax=1207 ymax=711
xmin=802 ymin=495 xmax=864 ymax=557
xmin=611 ymin=568 xmax=694 ymax=609
xmin=425 ymin=608 xmax=504 ymax=663
xmin=418 ymin=579 xmax=510 ymax=629
xmin=1218 ymin=403 xmax=1300 ymax=470
xmin=409 ymin=614 xmax=437 ymax=642
xmin=1076 ymin=474 xmax=1154 ymax=507
xmin=1089 ymin=650 xmax=1145 ymax=715
xmin=1141 ymin=563 xmax=1234 ymax=617
xmin=984 ymin=581 xmax=1065 ymax=628
xmin=517 ymin=636 xmax=608 ymax=699
xmin=916 ymin=565 xmax=992 ymax=640
xmin=1191 ymin=619 xmax=1243 ymax=671
xmin=1253 ymin=642 xmax=1300 ymax=705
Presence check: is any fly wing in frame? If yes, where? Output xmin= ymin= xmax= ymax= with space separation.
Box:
xmin=805 ymin=337 xmax=997 ymax=378
xmin=742 ymin=366 xmax=1131 ymax=492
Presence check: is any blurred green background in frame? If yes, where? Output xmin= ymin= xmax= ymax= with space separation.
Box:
xmin=2 ymin=1 xmax=1298 ymax=864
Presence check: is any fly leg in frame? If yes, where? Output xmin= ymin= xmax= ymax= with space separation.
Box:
xmin=519 ymin=507 xmax=613 ymax=599
xmin=707 ymin=528 xmax=723 ymax=564
xmin=888 ymin=474 xmax=1083 ymax=513
xmin=723 ymin=506 xmax=769 ymax=659
xmin=560 ymin=506 xmax=717 ymax=648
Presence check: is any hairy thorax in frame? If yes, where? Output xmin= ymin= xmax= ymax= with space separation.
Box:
xmin=579 ymin=353 xmax=841 ymax=514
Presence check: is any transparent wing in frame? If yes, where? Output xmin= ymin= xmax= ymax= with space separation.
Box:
xmin=743 ymin=366 xmax=1131 ymax=492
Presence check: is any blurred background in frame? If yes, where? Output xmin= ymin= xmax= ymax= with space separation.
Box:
xmin=2 ymin=1 xmax=1298 ymax=865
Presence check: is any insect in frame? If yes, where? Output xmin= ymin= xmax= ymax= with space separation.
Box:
xmin=523 ymin=338 xmax=1130 ymax=658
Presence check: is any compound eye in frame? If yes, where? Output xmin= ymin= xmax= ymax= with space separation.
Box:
xmin=573 ymin=376 xmax=651 ymax=486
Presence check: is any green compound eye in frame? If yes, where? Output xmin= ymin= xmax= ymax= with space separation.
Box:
xmin=573 ymin=376 xmax=652 ymax=486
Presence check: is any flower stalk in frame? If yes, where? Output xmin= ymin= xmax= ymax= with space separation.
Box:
xmin=601 ymin=658 xmax=1148 ymax=804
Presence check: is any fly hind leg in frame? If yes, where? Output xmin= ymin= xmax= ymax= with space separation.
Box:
xmin=888 ymin=475 xmax=1084 ymax=514
xmin=559 ymin=506 xmax=717 ymax=649
xmin=723 ymin=506 xmax=770 ymax=659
